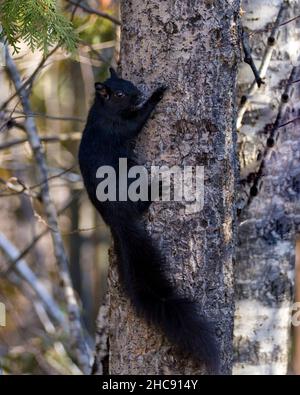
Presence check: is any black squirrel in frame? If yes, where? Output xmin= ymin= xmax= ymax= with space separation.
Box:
xmin=78 ymin=68 xmax=219 ymax=372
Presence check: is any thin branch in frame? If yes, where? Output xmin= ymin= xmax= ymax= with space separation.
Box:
xmin=279 ymin=14 xmax=300 ymax=27
xmin=0 ymin=233 xmax=65 ymax=326
xmin=0 ymin=167 xmax=80 ymax=199
xmin=8 ymin=191 xmax=83 ymax=269
xmin=278 ymin=117 xmax=300 ymax=129
xmin=70 ymin=0 xmax=83 ymax=21
xmin=0 ymin=45 xmax=59 ymax=112
xmin=0 ymin=103 xmax=23 ymax=133
xmin=250 ymin=14 xmax=300 ymax=35
xmin=67 ymin=0 xmax=121 ymax=25
xmin=0 ymin=175 xmax=99 ymax=232
xmin=63 ymin=224 xmax=102 ymax=235
xmin=31 ymin=166 xmax=78 ymax=188
xmin=0 ymin=177 xmax=41 ymax=198
xmin=78 ymin=39 xmax=114 ymax=67
xmin=0 ymin=119 xmax=26 ymax=133
xmin=242 ymin=28 xmax=264 ymax=88
xmin=237 ymin=2 xmax=288 ymax=130
xmin=4 ymin=46 xmax=92 ymax=373
xmin=0 ymin=133 xmax=81 ymax=151
xmin=2 ymin=189 xmax=102 ymax=278
xmin=6 ymin=110 xmax=86 ymax=123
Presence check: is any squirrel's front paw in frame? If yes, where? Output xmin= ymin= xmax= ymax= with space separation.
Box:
xmin=151 ymin=85 xmax=168 ymax=103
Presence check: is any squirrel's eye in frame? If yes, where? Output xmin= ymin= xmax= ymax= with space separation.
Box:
xmin=116 ymin=91 xmax=125 ymax=98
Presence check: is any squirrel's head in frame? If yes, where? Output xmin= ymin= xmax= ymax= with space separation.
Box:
xmin=95 ymin=68 xmax=141 ymax=111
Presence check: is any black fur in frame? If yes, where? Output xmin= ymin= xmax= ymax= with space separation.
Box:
xmin=78 ymin=68 xmax=219 ymax=372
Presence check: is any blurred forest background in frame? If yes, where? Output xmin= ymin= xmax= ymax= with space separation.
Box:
xmin=0 ymin=0 xmax=119 ymax=374
xmin=0 ymin=0 xmax=300 ymax=375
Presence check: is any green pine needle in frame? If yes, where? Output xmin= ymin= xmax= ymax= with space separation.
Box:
xmin=0 ymin=0 xmax=78 ymax=53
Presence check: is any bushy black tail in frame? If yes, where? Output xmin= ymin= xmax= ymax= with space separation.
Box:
xmin=111 ymin=219 xmax=219 ymax=372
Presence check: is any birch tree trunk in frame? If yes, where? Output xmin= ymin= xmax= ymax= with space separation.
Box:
xmin=94 ymin=0 xmax=240 ymax=375
xmin=234 ymin=0 xmax=300 ymax=375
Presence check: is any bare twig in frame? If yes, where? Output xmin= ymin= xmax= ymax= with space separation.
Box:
xmin=279 ymin=14 xmax=300 ymax=27
xmin=237 ymin=2 xmax=288 ymax=130
xmin=67 ymin=0 xmax=121 ymax=25
xmin=70 ymin=0 xmax=83 ymax=21
xmin=278 ymin=117 xmax=300 ymax=129
xmin=32 ymin=166 xmax=78 ymax=188
xmin=0 ymin=167 xmax=80 ymax=199
xmin=4 ymin=46 xmax=92 ymax=373
xmin=0 ymin=133 xmax=81 ymax=151
xmin=5 ymin=110 xmax=86 ymax=123
xmin=0 ymin=118 xmax=27 ymax=133
xmin=1 ymin=46 xmax=60 ymax=112
xmin=63 ymin=224 xmax=102 ymax=235
xmin=250 ymin=14 xmax=300 ymax=36
xmin=241 ymin=28 xmax=264 ymax=88
xmin=0 ymin=233 xmax=65 ymax=326
xmin=78 ymin=39 xmax=114 ymax=66
xmin=0 ymin=177 xmax=41 ymax=198
xmin=8 ymin=191 xmax=83 ymax=268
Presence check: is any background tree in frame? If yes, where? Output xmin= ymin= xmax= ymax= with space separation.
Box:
xmin=234 ymin=0 xmax=300 ymax=375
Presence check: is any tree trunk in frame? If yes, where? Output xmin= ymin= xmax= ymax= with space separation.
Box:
xmin=95 ymin=0 xmax=240 ymax=375
xmin=234 ymin=0 xmax=300 ymax=375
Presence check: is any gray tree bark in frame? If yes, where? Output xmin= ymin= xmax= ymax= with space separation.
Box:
xmin=234 ymin=0 xmax=300 ymax=375
xmin=95 ymin=0 xmax=240 ymax=375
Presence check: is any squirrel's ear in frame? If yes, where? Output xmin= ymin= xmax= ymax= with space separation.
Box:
xmin=109 ymin=67 xmax=118 ymax=79
xmin=95 ymin=83 xmax=110 ymax=99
